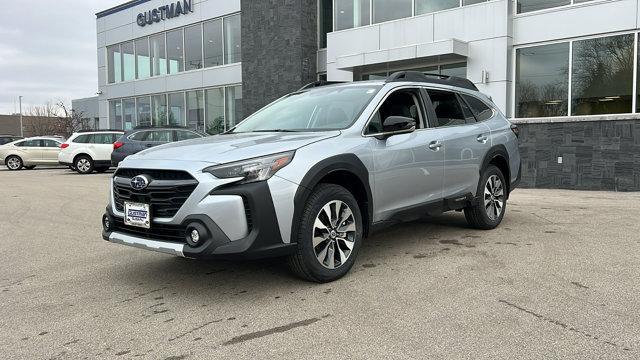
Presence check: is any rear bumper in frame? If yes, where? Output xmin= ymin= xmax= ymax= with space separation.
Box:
xmin=102 ymin=181 xmax=297 ymax=260
xmin=111 ymin=152 xmax=127 ymax=167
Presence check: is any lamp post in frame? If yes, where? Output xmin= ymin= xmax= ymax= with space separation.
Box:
xmin=18 ymin=96 xmax=24 ymax=137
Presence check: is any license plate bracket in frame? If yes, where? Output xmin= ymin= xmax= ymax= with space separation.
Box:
xmin=124 ymin=201 xmax=151 ymax=229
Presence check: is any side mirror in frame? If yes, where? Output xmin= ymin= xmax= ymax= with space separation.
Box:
xmin=373 ymin=116 xmax=416 ymax=139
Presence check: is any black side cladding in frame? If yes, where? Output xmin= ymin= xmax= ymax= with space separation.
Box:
xmin=292 ymin=154 xmax=373 ymax=242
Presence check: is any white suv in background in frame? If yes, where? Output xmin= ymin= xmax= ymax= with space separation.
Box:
xmin=59 ymin=131 xmax=124 ymax=174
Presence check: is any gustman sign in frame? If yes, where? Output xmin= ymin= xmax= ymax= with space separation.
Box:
xmin=137 ymin=0 xmax=193 ymax=27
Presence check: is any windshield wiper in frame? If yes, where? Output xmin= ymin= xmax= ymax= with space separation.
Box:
xmin=250 ymin=129 xmax=302 ymax=133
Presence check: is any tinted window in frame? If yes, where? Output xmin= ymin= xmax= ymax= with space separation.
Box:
xmin=129 ymin=131 xmax=148 ymax=141
xmin=42 ymin=140 xmax=60 ymax=148
xmin=18 ymin=140 xmax=42 ymax=147
xmin=457 ymin=95 xmax=477 ymax=124
xmin=146 ymin=130 xmax=172 ymax=142
xmin=93 ymin=134 xmax=115 ymax=144
xmin=175 ymin=130 xmax=201 ymax=141
xmin=73 ymin=134 xmax=92 ymax=143
xmin=367 ymin=91 xmax=422 ymax=134
xmin=373 ymin=0 xmax=411 ymax=24
xmin=461 ymin=94 xmax=494 ymax=121
xmin=427 ymin=90 xmax=467 ymax=127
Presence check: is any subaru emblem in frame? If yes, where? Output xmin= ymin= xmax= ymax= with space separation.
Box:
xmin=130 ymin=175 xmax=150 ymax=190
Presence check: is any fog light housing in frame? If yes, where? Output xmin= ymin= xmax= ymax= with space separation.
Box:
xmin=102 ymin=214 xmax=112 ymax=232
xmin=185 ymin=222 xmax=208 ymax=247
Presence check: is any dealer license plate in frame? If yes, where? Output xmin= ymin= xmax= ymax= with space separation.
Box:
xmin=124 ymin=202 xmax=151 ymax=229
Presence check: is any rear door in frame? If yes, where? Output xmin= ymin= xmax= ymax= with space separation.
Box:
xmin=425 ymin=89 xmax=492 ymax=199
xmin=91 ymin=133 xmax=118 ymax=161
xmin=41 ymin=139 xmax=62 ymax=163
xmin=142 ymin=130 xmax=173 ymax=149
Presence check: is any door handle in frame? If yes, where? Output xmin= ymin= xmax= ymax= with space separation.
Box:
xmin=146 ymin=144 xmax=154 ymax=147
xmin=428 ymin=141 xmax=442 ymax=151
xmin=477 ymin=135 xmax=488 ymax=143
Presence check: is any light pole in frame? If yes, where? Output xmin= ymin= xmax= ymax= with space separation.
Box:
xmin=18 ymin=96 xmax=24 ymax=137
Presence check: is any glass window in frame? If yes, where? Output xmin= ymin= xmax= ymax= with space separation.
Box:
xmin=205 ymin=87 xmax=225 ymax=134
xmin=203 ymin=19 xmax=224 ymax=67
xmin=176 ymin=130 xmax=201 ymax=141
xmin=109 ymin=100 xmax=123 ymax=129
xmin=135 ymin=37 xmax=150 ymax=79
xmin=232 ymin=85 xmax=381 ymax=132
xmin=129 ymin=131 xmax=148 ymax=141
xmin=166 ymin=29 xmax=184 ymax=74
xmin=136 ymin=96 xmax=152 ymax=127
xmin=440 ymin=63 xmax=467 ymax=78
xmin=319 ymin=0 xmax=333 ymax=48
xmin=73 ymin=135 xmax=92 ymax=144
xmin=185 ymin=24 xmax=203 ymax=71
xmin=367 ymin=90 xmax=422 ymax=135
xmin=460 ymin=94 xmax=494 ymax=121
xmin=18 ymin=139 xmax=42 ymax=147
xmin=427 ymin=89 xmax=468 ymax=127
xmin=122 ymin=41 xmax=135 ymax=81
xmin=517 ymin=0 xmax=570 ymax=13
xmin=416 ymin=0 xmax=459 ymax=15
xmin=225 ymin=85 xmax=243 ymax=130
xmin=152 ymin=94 xmax=167 ymax=126
xmin=224 ymin=14 xmax=242 ymax=64
xmin=457 ymin=95 xmax=477 ymax=123
xmin=107 ymin=45 xmax=121 ymax=83
xmin=362 ymin=72 xmax=388 ymax=80
xmin=335 ymin=0 xmax=370 ymax=30
xmin=146 ymin=130 xmax=173 ymax=142
xmin=93 ymin=133 xmax=115 ymax=144
xmin=373 ymin=0 xmax=412 ymax=24
xmin=168 ymin=93 xmax=185 ymax=126
xmin=463 ymin=0 xmax=486 ymax=5
xmin=150 ymin=33 xmax=167 ymax=76
xmin=515 ymin=43 xmax=569 ymax=118
xmin=186 ymin=90 xmax=205 ymax=131
xmin=571 ymin=34 xmax=634 ymax=116
xmin=42 ymin=139 xmax=60 ymax=148
xmin=122 ymin=98 xmax=136 ymax=130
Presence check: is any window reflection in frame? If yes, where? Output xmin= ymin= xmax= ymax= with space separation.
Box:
xmin=335 ymin=0 xmax=370 ymax=30
xmin=185 ymin=25 xmax=203 ymax=70
xmin=205 ymin=88 xmax=225 ymax=134
xmin=224 ymin=14 xmax=242 ymax=64
xmin=516 ymin=43 xmax=569 ymax=118
xmin=373 ymin=0 xmax=412 ymax=24
xmin=225 ymin=85 xmax=243 ymax=130
xmin=168 ymin=93 xmax=185 ymax=126
xmin=122 ymin=41 xmax=135 ymax=82
xmin=186 ymin=90 xmax=205 ymax=131
xmin=152 ymin=95 xmax=167 ymax=126
xmin=136 ymin=96 xmax=152 ymax=127
xmin=135 ymin=38 xmax=150 ymax=79
xmin=204 ymin=19 xmax=224 ymax=67
xmin=416 ymin=0 xmax=459 ymax=15
xmin=319 ymin=0 xmax=333 ymax=48
xmin=150 ymin=34 xmax=167 ymax=76
xmin=122 ymin=98 xmax=136 ymax=130
xmin=166 ymin=29 xmax=184 ymax=74
xmin=107 ymin=45 xmax=121 ymax=84
xmin=517 ymin=0 xmax=570 ymax=13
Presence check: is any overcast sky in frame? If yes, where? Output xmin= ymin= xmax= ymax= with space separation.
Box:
xmin=0 ymin=0 xmax=124 ymax=114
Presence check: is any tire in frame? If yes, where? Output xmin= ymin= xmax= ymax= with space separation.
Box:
xmin=465 ymin=165 xmax=507 ymax=230
xmin=75 ymin=155 xmax=94 ymax=174
xmin=95 ymin=167 xmax=109 ymax=173
xmin=288 ymin=184 xmax=363 ymax=283
xmin=5 ymin=155 xmax=23 ymax=170
xmin=24 ymin=165 xmax=36 ymax=170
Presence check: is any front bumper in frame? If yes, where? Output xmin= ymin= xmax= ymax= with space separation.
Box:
xmin=102 ymin=180 xmax=297 ymax=260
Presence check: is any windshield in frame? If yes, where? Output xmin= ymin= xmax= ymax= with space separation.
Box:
xmin=232 ymin=85 xmax=382 ymax=132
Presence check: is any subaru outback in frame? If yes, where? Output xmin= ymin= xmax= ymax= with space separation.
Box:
xmin=102 ymin=72 xmax=521 ymax=282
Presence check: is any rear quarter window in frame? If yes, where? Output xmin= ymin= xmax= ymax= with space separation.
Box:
xmin=73 ymin=134 xmax=92 ymax=143
xmin=461 ymin=94 xmax=494 ymax=122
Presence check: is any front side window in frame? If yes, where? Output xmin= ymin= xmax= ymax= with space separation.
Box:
xmin=166 ymin=29 xmax=184 ymax=74
xmin=224 ymin=14 xmax=242 ymax=64
xmin=185 ymin=24 xmax=203 ymax=71
xmin=335 ymin=0 xmax=370 ymax=30
xmin=17 ymin=140 xmax=41 ymax=147
xmin=366 ymin=90 xmax=422 ymax=134
xmin=373 ymin=0 xmax=412 ymax=23
xmin=427 ymin=89 xmax=468 ymax=127
xmin=232 ymin=85 xmax=381 ymax=133
xmin=571 ymin=34 xmax=634 ymax=116
xmin=515 ymin=43 xmax=569 ymax=118
xmin=107 ymin=45 xmax=121 ymax=83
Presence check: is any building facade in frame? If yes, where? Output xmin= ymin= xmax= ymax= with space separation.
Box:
xmin=96 ymin=0 xmax=640 ymax=190
xmin=71 ymin=96 xmax=100 ymax=130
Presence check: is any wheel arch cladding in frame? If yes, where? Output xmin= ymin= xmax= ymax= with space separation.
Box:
xmin=292 ymin=154 xmax=373 ymax=241
xmin=74 ymin=153 xmax=92 ymax=163
xmin=481 ymin=145 xmax=511 ymax=195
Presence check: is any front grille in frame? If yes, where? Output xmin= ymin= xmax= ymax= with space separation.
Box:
xmin=113 ymin=169 xmax=198 ymax=218
xmin=242 ymin=196 xmax=253 ymax=231
xmin=111 ymin=217 xmax=186 ymax=243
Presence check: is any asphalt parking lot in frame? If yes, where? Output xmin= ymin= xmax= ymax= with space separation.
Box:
xmin=1 ymin=167 xmax=639 ymax=359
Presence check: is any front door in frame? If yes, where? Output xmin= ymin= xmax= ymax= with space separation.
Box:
xmin=367 ymin=88 xmax=445 ymax=222
xmin=41 ymin=139 xmax=61 ymax=163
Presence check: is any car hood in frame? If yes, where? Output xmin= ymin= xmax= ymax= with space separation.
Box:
xmin=127 ymin=131 xmax=341 ymax=164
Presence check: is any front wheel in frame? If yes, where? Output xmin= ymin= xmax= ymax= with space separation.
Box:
xmin=288 ymin=184 xmax=363 ymax=283
xmin=75 ymin=156 xmax=94 ymax=174
xmin=465 ymin=165 xmax=507 ymax=230
xmin=6 ymin=156 xmax=23 ymax=170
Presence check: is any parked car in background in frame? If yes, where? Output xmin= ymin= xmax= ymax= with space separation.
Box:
xmin=111 ymin=127 xmax=206 ymax=167
xmin=0 ymin=137 xmax=63 ymax=170
xmin=58 ymin=130 xmax=124 ymax=174
xmin=0 ymin=135 xmax=23 ymax=145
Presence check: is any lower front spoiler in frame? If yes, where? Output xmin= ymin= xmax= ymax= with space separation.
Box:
xmin=105 ymin=231 xmax=185 ymax=257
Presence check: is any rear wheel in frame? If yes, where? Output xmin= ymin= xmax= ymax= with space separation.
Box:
xmin=288 ymin=184 xmax=363 ymax=283
xmin=75 ymin=156 xmax=94 ymax=174
xmin=465 ymin=165 xmax=507 ymax=230
xmin=6 ymin=156 xmax=23 ymax=170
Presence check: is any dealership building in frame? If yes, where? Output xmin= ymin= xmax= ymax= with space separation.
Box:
xmin=94 ymin=0 xmax=640 ymax=190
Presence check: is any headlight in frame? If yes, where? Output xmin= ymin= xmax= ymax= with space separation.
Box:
xmin=203 ymin=151 xmax=295 ymax=184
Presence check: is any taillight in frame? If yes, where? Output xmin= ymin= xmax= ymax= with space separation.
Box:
xmin=113 ymin=142 xmax=124 ymax=150
xmin=60 ymin=143 xmax=69 ymax=149
xmin=510 ymin=124 xmax=520 ymax=138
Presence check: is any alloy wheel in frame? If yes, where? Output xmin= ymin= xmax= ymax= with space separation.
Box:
xmin=7 ymin=157 xmax=21 ymax=170
xmin=312 ymin=200 xmax=357 ymax=270
xmin=484 ymin=175 xmax=504 ymax=221
xmin=77 ymin=159 xmax=91 ymax=173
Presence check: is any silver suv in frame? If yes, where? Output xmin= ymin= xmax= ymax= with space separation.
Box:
xmin=102 ymin=72 xmax=521 ymax=282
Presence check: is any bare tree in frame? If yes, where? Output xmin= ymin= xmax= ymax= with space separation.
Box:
xmin=23 ymin=101 xmax=87 ymax=138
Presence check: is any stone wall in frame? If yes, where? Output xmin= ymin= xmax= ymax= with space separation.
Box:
xmin=517 ymin=120 xmax=640 ymax=192
xmin=240 ymin=0 xmax=317 ymax=116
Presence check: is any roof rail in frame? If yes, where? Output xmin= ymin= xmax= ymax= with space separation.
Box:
xmin=386 ymin=71 xmax=478 ymax=91
xmin=132 ymin=125 xmax=189 ymax=130
xmin=77 ymin=129 xmax=124 ymax=133
xmin=298 ymin=80 xmax=346 ymax=91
